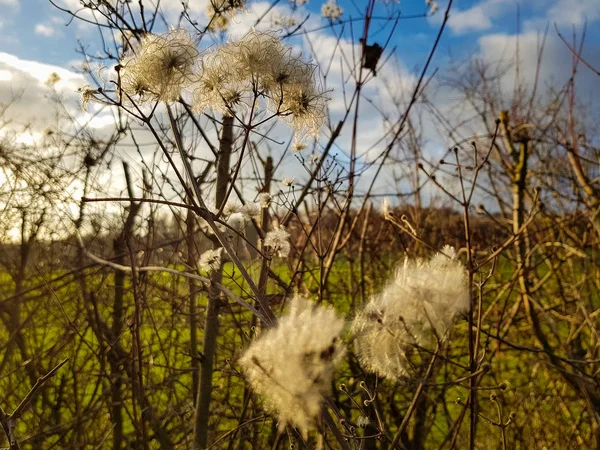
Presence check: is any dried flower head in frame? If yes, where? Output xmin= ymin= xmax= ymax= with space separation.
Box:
xmin=356 ymin=416 xmax=370 ymax=427
xmin=79 ymin=85 xmax=97 ymax=110
xmin=351 ymin=246 xmax=469 ymax=379
xmin=321 ymin=0 xmax=343 ymax=20
xmin=228 ymin=30 xmax=285 ymax=84
xmin=277 ymin=80 xmax=329 ymax=136
xmin=223 ymin=202 xmax=242 ymax=216
xmin=241 ymin=202 xmax=262 ymax=219
xmin=263 ymin=226 xmax=291 ymax=257
xmin=120 ymin=29 xmax=198 ymax=102
xmin=198 ymin=247 xmax=223 ymax=272
xmin=192 ymin=48 xmax=247 ymax=113
xmin=239 ymin=295 xmax=345 ymax=438
xmin=293 ymin=142 xmax=307 ymax=152
xmin=45 ymin=72 xmax=61 ymax=87
xmin=259 ymin=192 xmax=272 ymax=208
xmin=282 ymin=177 xmax=295 ymax=187
xmin=191 ymin=30 xmax=328 ymax=134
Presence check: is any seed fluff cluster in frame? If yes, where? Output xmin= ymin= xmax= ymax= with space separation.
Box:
xmin=351 ymin=246 xmax=469 ymax=379
xmin=109 ymin=29 xmax=328 ymax=139
xmin=239 ymin=295 xmax=345 ymax=437
xmin=263 ymin=226 xmax=291 ymax=258
xmin=119 ymin=29 xmax=198 ymax=102
xmin=321 ymin=0 xmax=343 ymax=20
xmin=198 ymin=247 xmax=223 ymax=272
xmin=191 ymin=30 xmax=328 ymax=137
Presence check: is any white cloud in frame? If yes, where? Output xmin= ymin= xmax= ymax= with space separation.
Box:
xmin=448 ymin=5 xmax=492 ymax=33
xmin=0 ymin=0 xmax=18 ymax=5
xmin=425 ymin=29 xmax=600 ymax=159
xmin=0 ymin=69 xmax=12 ymax=81
xmin=35 ymin=23 xmax=56 ymax=37
xmin=0 ymin=52 xmax=83 ymax=87
xmin=441 ymin=0 xmax=515 ymax=34
xmin=0 ymin=53 xmax=86 ymax=134
xmin=546 ymin=0 xmax=600 ymax=26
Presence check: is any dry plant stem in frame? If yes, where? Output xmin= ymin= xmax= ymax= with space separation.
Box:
xmin=509 ymin=102 xmax=600 ymax=438
xmin=322 ymin=400 xmax=352 ymax=450
xmin=214 ymin=99 xmax=259 ymax=219
xmin=205 ymin=415 xmax=266 ymax=450
xmin=257 ymin=156 xmax=273 ymax=299
xmin=186 ymin=205 xmax=201 ymax=402
xmin=126 ymin=240 xmax=151 ymax=450
xmin=565 ymin=69 xmax=600 ymax=236
xmin=0 ymin=358 xmax=69 ymax=450
xmin=454 ymin=150 xmax=478 ymax=450
xmin=281 ymin=121 xmax=343 ymax=227
xmin=165 ymin=105 xmax=276 ymax=325
xmin=445 ymin=370 xmax=487 ymax=450
xmin=555 ymin=22 xmax=600 ymax=77
xmin=390 ymin=351 xmax=438 ymax=449
xmin=79 ymin=246 xmax=262 ymax=317
xmin=193 ymin=113 xmax=233 ymax=450
xmin=359 ymin=0 xmax=454 ymax=207
xmin=319 ymin=1 xmax=375 ymax=300
xmin=358 ymin=202 xmax=372 ymax=303
xmin=112 ymin=162 xmax=141 ymax=450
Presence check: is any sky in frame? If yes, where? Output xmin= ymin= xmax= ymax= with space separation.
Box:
xmin=0 ymin=0 xmax=599 ymax=222
xmin=0 ymin=0 xmax=597 ymax=71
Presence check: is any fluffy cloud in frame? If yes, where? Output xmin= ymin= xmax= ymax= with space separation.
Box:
xmin=430 ymin=0 xmax=514 ymax=34
xmin=546 ymin=0 xmax=600 ymax=26
xmin=35 ymin=24 xmax=56 ymax=37
xmin=476 ymin=30 xmax=600 ymax=97
xmin=0 ymin=52 xmax=87 ymax=137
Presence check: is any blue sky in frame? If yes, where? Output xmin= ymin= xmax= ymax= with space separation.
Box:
xmin=0 ymin=0 xmax=599 ymax=209
xmin=1 ymin=0 xmax=598 ymax=71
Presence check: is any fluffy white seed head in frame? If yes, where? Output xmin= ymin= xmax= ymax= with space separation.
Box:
xmin=321 ymin=0 xmax=343 ymax=20
xmin=272 ymin=74 xmax=328 ymax=136
xmin=356 ymin=416 xmax=370 ymax=428
xmin=239 ymin=295 xmax=345 ymax=438
xmin=192 ymin=48 xmax=247 ymax=113
xmin=191 ymin=30 xmax=328 ymax=134
xmin=241 ymin=202 xmax=262 ymax=219
xmin=351 ymin=246 xmax=469 ymax=379
xmin=223 ymin=202 xmax=242 ymax=216
xmin=263 ymin=226 xmax=291 ymax=257
xmin=120 ymin=29 xmax=198 ymax=102
xmin=198 ymin=247 xmax=223 ymax=272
